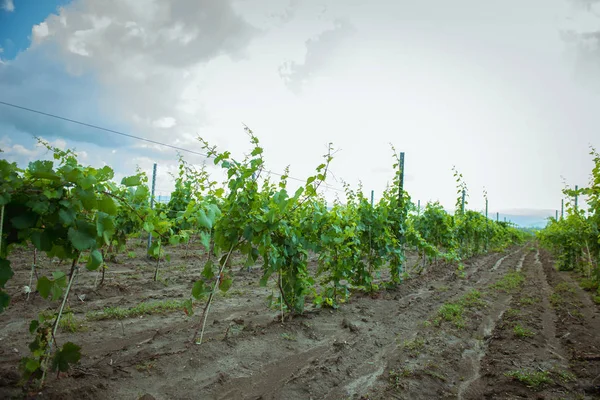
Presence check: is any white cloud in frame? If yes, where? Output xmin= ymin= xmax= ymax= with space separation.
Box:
xmin=0 ymin=136 xmax=68 ymax=163
xmin=279 ymin=19 xmax=356 ymax=93
xmin=29 ymin=0 xmax=260 ymax=149
xmin=152 ymin=117 xmax=177 ymax=129
xmin=32 ymin=22 xmax=50 ymax=42
xmin=2 ymin=0 xmax=14 ymax=12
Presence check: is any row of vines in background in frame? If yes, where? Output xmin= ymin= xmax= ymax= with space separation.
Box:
xmin=537 ymin=148 xmax=600 ymax=302
xmin=0 ymin=129 xmax=527 ymax=389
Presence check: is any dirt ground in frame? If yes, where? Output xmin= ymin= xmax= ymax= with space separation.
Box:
xmin=0 ymin=240 xmax=599 ymax=399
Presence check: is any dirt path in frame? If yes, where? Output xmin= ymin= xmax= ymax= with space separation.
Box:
xmin=462 ymin=247 xmax=600 ymax=400
xmin=1 ymin=243 xmax=598 ymax=400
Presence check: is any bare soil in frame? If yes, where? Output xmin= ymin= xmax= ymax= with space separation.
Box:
xmin=0 ymin=241 xmax=598 ymax=400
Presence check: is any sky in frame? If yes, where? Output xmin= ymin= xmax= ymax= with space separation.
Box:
xmin=1 ymin=0 xmax=600 ymax=223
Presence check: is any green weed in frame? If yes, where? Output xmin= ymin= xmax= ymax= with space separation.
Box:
xmin=554 ymin=369 xmax=576 ymax=383
xmin=579 ymin=278 xmax=598 ymax=292
xmin=86 ymin=299 xmax=187 ymax=321
xmin=39 ymin=309 xmax=86 ymax=333
xmin=550 ymin=293 xmax=564 ymax=307
xmin=505 ymin=369 xmax=552 ymax=390
xmin=554 ymin=282 xmax=575 ymax=294
xmin=513 ymin=323 xmax=535 ymax=338
xmin=423 ymin=369 xmax=447 ymax=382
xmin=388 ymin=368 xmax=411 ymax=389
xmin=492 ymin=272 xmax=525 ymax=292
xmin=135 ymin=361 xmax=155 ymax=373
xmin=402 ymin=338 xmax=425 ymax=353
xmin=519 ymin=297 xmax=539 ymax=305
xmin=281 ymin=333 xmax=297 ymax=341
xmin=505 ymin=308 xmax=520 ymax=318
xmin=461 ymin=289 xmax=486 ymax=308
xmin=437 ymin=303 xmax=465 ymax=328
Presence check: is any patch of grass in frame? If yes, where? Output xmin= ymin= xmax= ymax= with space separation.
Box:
xmin=432 ymin=290 xmax=485 ymax=329
xmin=39 ymin=309 xmax=86 ymax=333
xmin=492 ymin=272 xmax=525 ymax=292
xmin=166 ymin=264 xmax=188 ymax=273
xmin=86 ymin=299 xmax=187 ymax=321
xmin=281 ymin=333 xmax=297 ymax=341
xmin=437 ymin=303 xmax=465 ymax=328
xmin=553 ymin=368 xmax=576 ymax=384
xmin=388 ymin=368 xmax=411 ymax=389
xmin=550 ymin=293 xmax=564 ymax=307
xmin=135 ymin=360 xmax=155 ymax=373
xmin=579 ymin=278 xmax=599 ymax=292
xmin=423 ymin=369 xmax=447 ymax=381
xmin=593 ymin=295 xmax=600 ymax=305
xmin=505 ymin=368 xmax=552 ymax=390
xmin=513 ymin=323 xmax=535 ymax=338
xmin=127 ymin=251 xmax=137 ymax=259
xmin=505 ymin=308 xmax=520 ymax=318
xmin=519 ymin=296 xmax=539 ymax=305
xmin=402 ymin=338 xmax=425 ymax=353
xmin=555 ymin=282 xmax=575 ymax=294
xmin=570 ymin=309 xmax=584 ymax=319
xmin=461 ymin=290 xmax=486 ymax=308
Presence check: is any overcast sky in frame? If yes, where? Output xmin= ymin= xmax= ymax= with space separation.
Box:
xmin=1 ymin=0 xmax=599 ymax=216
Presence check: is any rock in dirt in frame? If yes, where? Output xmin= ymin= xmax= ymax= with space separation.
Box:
xmin=341 ymin=318 xmax=360 ymax=333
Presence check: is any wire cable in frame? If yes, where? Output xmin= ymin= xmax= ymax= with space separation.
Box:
xmin=0 ymin=100 xmax=343 ymax=191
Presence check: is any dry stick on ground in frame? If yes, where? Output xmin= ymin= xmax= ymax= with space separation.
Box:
xmin=192 ymin=244 xmax=235 ymax=345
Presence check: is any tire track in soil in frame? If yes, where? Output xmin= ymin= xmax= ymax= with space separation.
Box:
xmin=463 ymin=247 xmax=577 ymax=399
xmin=539 ymin=249 xmax=600 ymax=397
xmin=267 ymin=247 xmax=527 ymax=400
xmin=457 ymin=249 xmax=529 ymax=399
xmin=534 ymin=250 xmax=569 ymax=366
xmin=362 ymin=246 xmax=530 ymax=400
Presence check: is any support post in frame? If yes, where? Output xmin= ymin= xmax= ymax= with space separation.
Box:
xmin=417 ymin=199 xmax=421 ymax=215
xmin=555 ymin=210 xmax=558 ymax=220
xmin=485 ymin=198 xmax=489 ymax=250
xmin=496 ymin=212 xmax=499 ymax=222
xmin=398 ymin=152 xmax=405 ymax=280
xmin=574 ymin=185 xmax=578 ymax=211
xmin=461 ymin=189 xmax=466 ymax=214
xmin=371 ymin=190 xmax=374 ymax=207
xmin=398 ymin=152 xmax=405 ymax=206
xmin=485 ymin=199 xmax=488 ymax=219
xmin=561 ymin=199 xmax=564 ymax=219
xmin=147 ymin=163 xmax=157 ymax=251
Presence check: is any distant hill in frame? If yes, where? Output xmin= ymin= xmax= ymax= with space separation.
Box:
xmin=488 ymin=209 xmax=555 ymax=228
